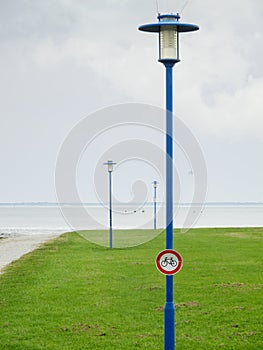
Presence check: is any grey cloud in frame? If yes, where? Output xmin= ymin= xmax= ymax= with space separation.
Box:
xmin=0 ymin=0 xmax=85 ymax=42
xmin=0 ymin=0 xmax=262 ymax=203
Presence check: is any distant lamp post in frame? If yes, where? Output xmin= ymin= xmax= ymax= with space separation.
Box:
xmin=139 ymin=13 xmax=199 ymax=350
xmin=103 ymin=160 xmax=116 ymax=249
xmin=153 ymin=181 xmax=158 ymax=230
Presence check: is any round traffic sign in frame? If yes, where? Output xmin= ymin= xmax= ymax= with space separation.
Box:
xmin=156 ymin=250 xmax=183 ymax=275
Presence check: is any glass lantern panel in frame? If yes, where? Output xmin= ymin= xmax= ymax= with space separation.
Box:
xmin=160 ymin=26 xmax=178 ymax=60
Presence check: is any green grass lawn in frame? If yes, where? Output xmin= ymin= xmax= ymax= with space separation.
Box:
xmin=0 ymin=228 xmax=262 ymax=349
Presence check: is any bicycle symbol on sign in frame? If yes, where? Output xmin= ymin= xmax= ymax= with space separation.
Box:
xmin=161 ymin=256 xmax=178 ymax=268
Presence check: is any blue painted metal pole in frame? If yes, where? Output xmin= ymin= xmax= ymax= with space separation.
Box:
xmin=165 ymin=62 xmax=175 ymax=350
xmin=109 ymin=170 xmax=113 ymax=249
xmin=138 ymin=13 xmax=199 ymax=350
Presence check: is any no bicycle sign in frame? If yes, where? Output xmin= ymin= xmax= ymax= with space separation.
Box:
xmin=155 ymin=249 xmax=183 ymax=275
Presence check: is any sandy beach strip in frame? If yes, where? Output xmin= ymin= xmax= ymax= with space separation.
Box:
xmin=0 ymin=233 xmax=63 ymax=274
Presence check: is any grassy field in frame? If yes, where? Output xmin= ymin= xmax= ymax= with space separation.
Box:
xmin=0 ymin=228 xmax=262 ymax=349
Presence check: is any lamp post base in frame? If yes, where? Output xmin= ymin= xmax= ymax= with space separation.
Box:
xmin=164 ymin=301 xmax=175 ymax=350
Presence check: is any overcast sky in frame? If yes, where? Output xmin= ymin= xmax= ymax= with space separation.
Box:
xmin=0 ymin=0 xmax=262 ymax=203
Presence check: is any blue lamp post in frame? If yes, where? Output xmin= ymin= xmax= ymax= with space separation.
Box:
xmin=139 ymin=13 xmax=199 ymax=350
xmin=153 ymin=181 xmax=158 ymax=230
xmin=104 ymin=160 xmax=116 ymax=249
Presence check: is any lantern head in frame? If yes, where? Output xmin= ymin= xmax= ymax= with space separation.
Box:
xmin=139 ymin=13 xmax=199 ymax=65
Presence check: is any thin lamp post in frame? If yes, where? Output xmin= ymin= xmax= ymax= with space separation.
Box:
xmin=153 ymin=181 xmax=158 ymax=230
xmin=139 ymin=13 xmax=199 ymax=350
xmin=104 ymin=160 xmax=116 ymax=249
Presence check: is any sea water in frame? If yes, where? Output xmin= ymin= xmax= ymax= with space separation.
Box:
xmin=0 ymin=203 xmax=263 ymax=237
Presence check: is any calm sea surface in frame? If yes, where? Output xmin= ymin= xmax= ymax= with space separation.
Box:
xmin=0 ymin=204 xmax=262 ymax=237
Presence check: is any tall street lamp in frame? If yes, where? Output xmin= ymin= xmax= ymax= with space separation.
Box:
xmin=153 ymin=181 xmax=158 ymax=230
xmin=139 ymin=13 xmax=199 ymax=350
xmin=104 ymin=160 xmax=116 ymax=249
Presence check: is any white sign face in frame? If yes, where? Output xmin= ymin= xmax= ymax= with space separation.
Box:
xmin=156 ymin=250 xmax=183 ymax=275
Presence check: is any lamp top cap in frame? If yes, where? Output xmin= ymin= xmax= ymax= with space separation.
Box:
xmin=104 ymin=160 xmax=116 ymax=165
xmin=158 ymin=13 xmax=180 ymax=21
xmin=138 ymin=12 xmax=199 ymax=33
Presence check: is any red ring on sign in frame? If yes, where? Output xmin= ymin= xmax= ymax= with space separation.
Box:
xmin=156 ymin=249 xmax=183 ymax=275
